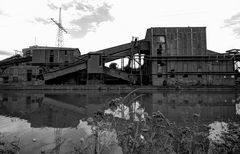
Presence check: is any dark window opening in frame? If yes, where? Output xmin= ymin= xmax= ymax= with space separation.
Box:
xmin=49 ymin=55 xmax=54 ymax=63
xmin=39 ymin=70 xmax=43 ymax=74
xmin=160 ymin=63 xmax=165 ymax=66
xmin=170 ymin=74 xmax=175 ymax=78
xmin=170 ymin=69 xmax=175 ymax=78
xmin=183 ymin=74 xmax=188 ymax=78
xmin=13 ymin=77 xmax=18 ymax=82
xmin=99 ymin=56 xmax=102 ymax=66
xmin=27 ymin=70 xmax=32 ymax=81
xmin=163 ymin=80 xmax=167 ymax=86
xmin=26 ymin=96 xmax=31 ymax=110
xmin=157 ymin=73 xmax=162 ymax=78
xmin=197 ymin=74 xmax=202 ymax=78
xmin=157 ymin=44 xmax=162 ymax=55
xmin=3 ymin=97 xmax=8 ymax=102
xmin=65 ymin=50 xmax=67 ymax=55
xmin=50 ymin=50 xmax=54 ymax=55
xmin=3 ymin=77 xmax=8 ymax=83
xmin=49 ymin=50 xmax=54 ymax=62
xmin=64 ymin=61 xmax=69 ymax=66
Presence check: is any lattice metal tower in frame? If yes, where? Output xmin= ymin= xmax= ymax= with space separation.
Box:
xmin=51 ymin=8 xmax=67 ymax=47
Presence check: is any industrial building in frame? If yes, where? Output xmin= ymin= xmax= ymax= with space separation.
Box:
xmin=0 ymin=27 xmax=239 ymax=86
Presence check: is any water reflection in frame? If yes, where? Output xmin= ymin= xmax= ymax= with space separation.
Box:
xmin=236 ymin=103 xmax=240 ymax=115
xmin=0 ymin=91 xmax=127 ymax=153
xmin=0 ymin=93 xmax=84 ymax=128
xmin=151 ymin=91 xmax=238 ymax=125
xmin=0 ymin=90 xmax=239 ymax=153
xmin=0 ymin=92 xmax=125 ymax=128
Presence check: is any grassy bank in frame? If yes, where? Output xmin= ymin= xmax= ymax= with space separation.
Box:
xmin=73 ymin=90 xmax=240 ymax=154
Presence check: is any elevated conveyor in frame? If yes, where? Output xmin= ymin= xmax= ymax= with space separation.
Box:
xmin=43 ymin=55 xmax=88 ymax=81
xmin=43 ymin=40 xmax=149 ymax=82
xmin=0 ymin=56 xmax=32 ymax=68
xmin=97 ymin=40 xmax=149 ymax=62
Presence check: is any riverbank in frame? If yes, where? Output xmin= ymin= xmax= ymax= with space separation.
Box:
xmin=0 ymin=84 xmax=240 ymax=91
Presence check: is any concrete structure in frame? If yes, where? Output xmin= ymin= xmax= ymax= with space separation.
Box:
xmin=0 ymin=27 xmax=239 ymax=86
xmin=2 ymin=65 xmax=42 ymax=84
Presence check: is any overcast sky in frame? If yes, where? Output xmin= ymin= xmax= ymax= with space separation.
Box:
xmin=0 ymin=0 xmax=240 ymax=60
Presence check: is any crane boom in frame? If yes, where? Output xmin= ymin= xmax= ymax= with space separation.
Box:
xmin=50 ymin=18 xmax=68 ymax=33
xmin=50 ymin=8 xmax=67 ymax=47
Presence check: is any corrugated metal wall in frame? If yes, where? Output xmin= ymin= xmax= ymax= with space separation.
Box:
xmin=146 ymin=27 xmax=235 ymax=86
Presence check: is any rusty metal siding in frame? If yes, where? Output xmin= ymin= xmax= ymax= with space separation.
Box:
xmin=87 ymin=54 xmax=103 ymax=74
xmin=148 ymin=27 xmax=235 ymax=86
xmin=32 ymin=48 xmax=79 ymax=64
xmin=32 ymin=49 xmax=46 ymax=63
xmin=150 ymin=27 xmax=206 ymax=57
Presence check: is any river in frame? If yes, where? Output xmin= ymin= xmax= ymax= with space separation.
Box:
xmin=0 ymin=90 xmax=239 ymax=153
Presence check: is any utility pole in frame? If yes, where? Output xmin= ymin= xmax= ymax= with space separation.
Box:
xmin=50 ymin=8 xmax=68 ymax=63
xmin=51 ymin=8 xmax=68 ymax=47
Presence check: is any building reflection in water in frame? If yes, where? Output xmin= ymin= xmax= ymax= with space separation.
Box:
xmin=0 ymin=90 xmax=239 ymax=128
xmin=0 ymin=91 xmax=130 ymax=128
xmin=0 ymin=91 xmax=128 ymax=153
xmin=0 ymin=90 xmax=239 ymax=153
xmin=150 ymin=90 xmax=238 ymax=125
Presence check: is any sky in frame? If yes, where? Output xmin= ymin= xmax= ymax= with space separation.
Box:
xmin=0 ymin=0 xmax=240 ymax=60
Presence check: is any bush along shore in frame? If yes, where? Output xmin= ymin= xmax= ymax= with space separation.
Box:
xmin=74 ymin=90 xmax=240 ymax=154
xmin=0 ymin=133 xmax=20 ymax=154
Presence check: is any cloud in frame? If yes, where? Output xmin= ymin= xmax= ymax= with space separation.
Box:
xmin=74 ymin=3 xmax=94 ymax=12
xmin=61 ymin=2 xmax=75 ymax=10
xmin=35 ymin=17 xmax=51 ymax=25
xmin=0 ymin=50 xmax=12 ymax=56
xmin=224 ymin=12 xmax=240 ymax=36
xmin=44 ymin=0 xmax=114 ymax=38
xmin=232 ymin=27 xmax=240 ymax=37
xmin=60 ymin=1 xmax=94 ymax=12
xmin=225 ymin=12 xmax=240 ymax=27
xmin=69 ymin=3 xmax=114 ymax=38
xmin=47 ymin=3 xmax=59 ymax=10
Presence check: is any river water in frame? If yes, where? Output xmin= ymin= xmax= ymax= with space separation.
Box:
xmin=0 ymin=90 xmax=239 ymax=153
